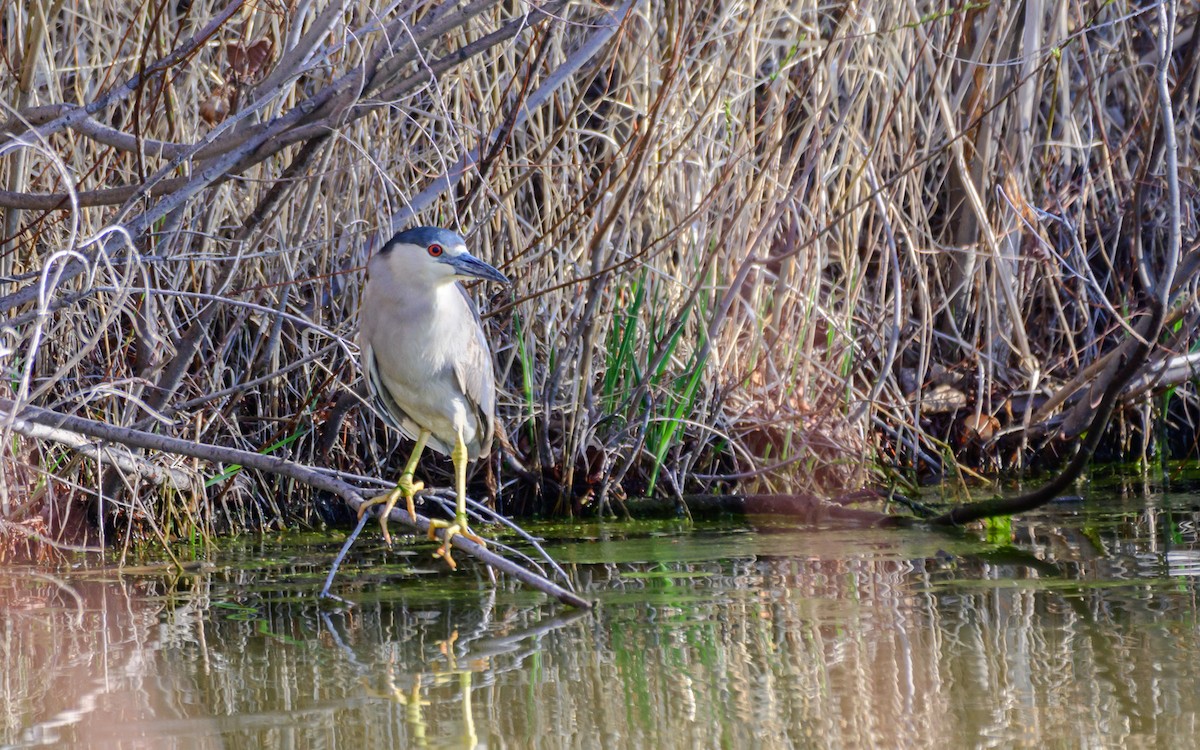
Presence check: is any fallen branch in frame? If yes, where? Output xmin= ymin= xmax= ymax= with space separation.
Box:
xmin=1 ymin=413 xmax=197 ymax=491
xmin=0 ymin=397 xmax=591 ymax=609
xmin=883 ymin=305 xmax=1157 ymax=527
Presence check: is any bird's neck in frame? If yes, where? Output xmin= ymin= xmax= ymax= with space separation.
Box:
xmin=386 ymin=282 xmax=459 ymax=334
xmin=430 ymin=280 xmax=464 ymax=309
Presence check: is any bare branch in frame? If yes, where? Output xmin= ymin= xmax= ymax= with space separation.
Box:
xmin=0 ymin=397 xmax=590 ymax=609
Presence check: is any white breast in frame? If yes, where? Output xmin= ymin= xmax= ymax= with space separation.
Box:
xmin=360 ymin=277 xmax=484 ymax=457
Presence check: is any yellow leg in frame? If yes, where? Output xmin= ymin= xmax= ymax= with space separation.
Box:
xmin=358 ymin=429 xmax=430 ymax=545
xmin=428 ymin=426 xmax=485 ymax=569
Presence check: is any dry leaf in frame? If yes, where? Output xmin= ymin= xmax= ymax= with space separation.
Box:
xmin=199 ymin=85 xmax=233 ymax=125
xmin=961 ymin=412 xmax=999 ymax=442
xmin=226 ymin=38 xmax=273 ymax=82
xmin=921 ymin=384 xmax=966 ymax=414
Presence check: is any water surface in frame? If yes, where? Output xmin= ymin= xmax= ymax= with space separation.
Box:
xmin=3 ymin=489 xmax=1200 ymax=748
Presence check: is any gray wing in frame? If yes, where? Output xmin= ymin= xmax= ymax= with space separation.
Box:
xmin=363 ymin=339 xmax=423 ymax=443
xmin=452 ymin=284 xmax=497 ymax=458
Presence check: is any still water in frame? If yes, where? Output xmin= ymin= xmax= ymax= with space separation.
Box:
xmin=3 ymin=489 xmax=1200 ymax=748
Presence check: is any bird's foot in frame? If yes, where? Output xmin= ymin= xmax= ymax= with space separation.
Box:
xmin=428 ymin=514 xmax=486 ymax=570
xmin=358 ymin=474 xmax=424 ymax=545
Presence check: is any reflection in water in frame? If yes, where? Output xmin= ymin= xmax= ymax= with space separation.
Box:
xmin=2 ymin=496 xmax=1200 ymax=748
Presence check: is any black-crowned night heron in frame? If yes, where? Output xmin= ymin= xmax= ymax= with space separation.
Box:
xmin=356 ymin=226 xmax=509 ymax=568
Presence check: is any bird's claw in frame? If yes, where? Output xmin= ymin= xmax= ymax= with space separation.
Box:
xmin=428 ymin=515 xmax=486 ymax=570
xmin=358 ymin=474 xmax=424 ymax=546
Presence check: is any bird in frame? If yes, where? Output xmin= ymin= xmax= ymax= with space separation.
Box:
xmin=356 ymin=226 xmax=509 ymax=568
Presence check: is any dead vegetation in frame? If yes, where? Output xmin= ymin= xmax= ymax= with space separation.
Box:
xmin=0 ymin=0 xmax=1197 ymax=548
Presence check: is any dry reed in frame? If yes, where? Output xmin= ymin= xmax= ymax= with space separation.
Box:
xmin=0 ymin=0 xmax=1197 ymax=546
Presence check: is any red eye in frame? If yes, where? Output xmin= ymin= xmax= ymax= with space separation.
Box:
xmin=427 ymin=244 xmax=444 ymax=257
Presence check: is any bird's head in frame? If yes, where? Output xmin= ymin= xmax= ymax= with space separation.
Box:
xmin=373 ymin=226 xmax=510 ymax=288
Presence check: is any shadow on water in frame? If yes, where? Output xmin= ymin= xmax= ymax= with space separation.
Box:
xmin=3 ymin=489 xmax=1200 ymax=747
